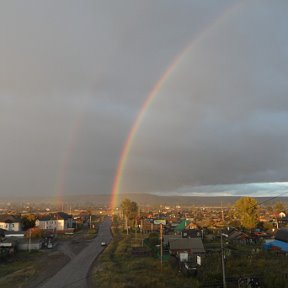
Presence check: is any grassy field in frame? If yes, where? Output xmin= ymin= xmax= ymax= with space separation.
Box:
xmin=0 ymin=250 xmax=57 ymax=288
xmin=90 ymin=227 xmax=200 ymax=288
xmin=90 ymin=220 xmax=288 ymax=288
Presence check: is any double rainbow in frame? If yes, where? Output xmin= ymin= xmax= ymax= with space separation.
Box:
xmin=110 ymin=1 xmax=244 ymax=209
xmin=109 ymin=2 xmax=245 ymax=208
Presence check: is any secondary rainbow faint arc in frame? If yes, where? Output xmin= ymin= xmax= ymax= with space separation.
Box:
xmin=110 ymin=1 xmax=244 ymax=208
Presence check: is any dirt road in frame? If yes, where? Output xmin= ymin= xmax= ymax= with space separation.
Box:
xmin=40 ymin=217 xmax=112 ymax=288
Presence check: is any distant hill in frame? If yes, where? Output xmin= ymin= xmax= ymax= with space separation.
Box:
xmin=1 ymin=193 xmax=288 ymax=208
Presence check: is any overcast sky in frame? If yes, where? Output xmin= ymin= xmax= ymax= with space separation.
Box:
xmin=1 ymin=0 xmax=288 ymax=198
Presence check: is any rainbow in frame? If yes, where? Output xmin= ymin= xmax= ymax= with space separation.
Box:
xmin=54 ymin=97 xmax=90 ymax=209
xmin=110 ymin=1 xmax=244 ymax=208
xmin=54 ymin=113 xmax=81 ymax=209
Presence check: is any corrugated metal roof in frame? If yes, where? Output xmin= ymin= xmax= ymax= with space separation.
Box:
xmin=169 ymin=238 xmax=205 ymax=253
xmin=264 ymin=240 xmax=288 ymax=252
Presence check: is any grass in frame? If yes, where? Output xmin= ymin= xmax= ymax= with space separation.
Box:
xmin=0 ymin=251 xmax=43 ymax=288
xmin=0 ymin=251 xmax=41 ymax=278
xmin=90 ymin=226 xmax=200 ymax=288
xmin=198 ymin=241 xmax=288 ymax=287
xmin=90 ymin=220 xmax=288 ymax=288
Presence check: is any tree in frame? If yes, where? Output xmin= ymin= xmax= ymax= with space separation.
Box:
xmin=233 ymin=197 xmax=259 ymax=230
xmin=121 ymin=199 xmax=138 ymax=219
xmin=21 ymin=214 xmax=36 ymax=230
xmin=120 ymin=199 xmax=138 ymax=234
xmin=273 ymin=202 xmax=285 ymax=214
xmin=25 ymin=227 xmax=43 ymax=239
xmin=273 ymin=202 xmax=285 ymax=229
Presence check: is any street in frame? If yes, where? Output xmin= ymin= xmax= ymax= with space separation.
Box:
xmin=40 ymin=217 xmax=112 ymax=288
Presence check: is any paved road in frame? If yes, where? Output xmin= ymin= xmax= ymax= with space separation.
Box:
xmin=40 ymin=217 xmax=112 ymax=288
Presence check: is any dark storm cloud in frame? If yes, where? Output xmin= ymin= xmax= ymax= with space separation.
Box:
xmin=0 ymin=0 xmax=232 ymax=196
xmin=1 ymin=1 xmax=287 ymax=198
xmin=123 ymin=1 xmax=288 ymax=196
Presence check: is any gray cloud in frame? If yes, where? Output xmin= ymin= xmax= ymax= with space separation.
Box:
xmin=0 ymin=0 xmax=287 ymax=197
xmin=123 ymin=0 xmax=288 ymax=196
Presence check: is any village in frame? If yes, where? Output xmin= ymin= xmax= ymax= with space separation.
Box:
xmin=0 ymin=197 xmax=287 ymax=287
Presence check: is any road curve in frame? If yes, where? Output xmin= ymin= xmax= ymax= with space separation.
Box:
xmin=40 ymin=217 xmax=112 ymax=288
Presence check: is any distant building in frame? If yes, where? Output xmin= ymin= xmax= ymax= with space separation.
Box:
xmin=35 ymin=212 xmax=73 ymax=231
xmin=0 ymin=215 xmax=22 ymax=231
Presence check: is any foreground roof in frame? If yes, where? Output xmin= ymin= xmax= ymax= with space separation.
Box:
xmin=169 ymin=238 xmax=205 ymax=253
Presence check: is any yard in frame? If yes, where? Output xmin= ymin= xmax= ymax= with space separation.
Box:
xmin=90 ymin=220 xmax=288 ymax=288
xmin=89 ymin=225 xmax=200 ymax=288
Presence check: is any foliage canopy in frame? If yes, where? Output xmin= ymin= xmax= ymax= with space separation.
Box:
xmin=233 ymin=197 xmax=259 ymax=230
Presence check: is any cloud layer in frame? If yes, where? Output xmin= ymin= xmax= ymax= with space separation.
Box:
xmin=0 ymin=1 xmax=287 ymax=197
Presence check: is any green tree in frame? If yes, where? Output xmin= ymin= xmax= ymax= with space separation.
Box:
xmin=121 ymin=199 xmax=138 ymax=219
xmin=233 ymin=197 xmax=259 ymax=230
xmin=273 ymin=202 xmax=285 ymax=214
xmin=21 ymin=214 xmax=36 ymax=230
xmin=120 ymin=199 xmax=138 ymax=234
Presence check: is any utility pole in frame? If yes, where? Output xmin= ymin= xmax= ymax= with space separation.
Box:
xmin=126 ymin=216 xmax=128 ymax=235
xmin=135 ymin=217 xmax=137 ymax=241
xmin=221 ymin=202 xmax=225 ymax=222
xmin=160 ymin=223 xmax=163 ymax=271
xmin=141 ymin=219 xmax=144 ymax=247
xmin=28 ymin=229 xmax=31 ymax=253
xmin=221 ymin=231 xmax=226 ymax=288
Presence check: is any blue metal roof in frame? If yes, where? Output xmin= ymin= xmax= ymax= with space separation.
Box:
xmin=263 ymin=240 xmax=288 ymax=252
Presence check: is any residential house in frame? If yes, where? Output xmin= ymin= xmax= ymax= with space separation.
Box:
xmin=0 ymin=215 xmax=22 ymax=231
xmin=175 ymin=220 xmax=190 ymax=234
xmin=141 ymin=219 xmax=161 ymax=233
xmin=182 ymin=222 xmax=202 ymax=238
xmin=35 ymin=212 xmax=73 ymax=231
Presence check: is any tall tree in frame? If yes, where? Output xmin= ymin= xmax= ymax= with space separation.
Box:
xmin=273 ymin=202 xmax=285 ymax=229
xmin=121 ymin=199 xmax=138 ymax=219
xmin=233 ymin=197 xmax=259 ymax=230
xmin=273 ymin=202 xmax=285 ymax=214
xmin=120 ymin=199 xmax=138 ymax=234
xmin=21 ymin=214 xmax=36 ymax=230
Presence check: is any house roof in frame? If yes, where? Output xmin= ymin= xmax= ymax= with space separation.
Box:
xmin=228 ymin=231 xmax=249 ymax=240
xmin=275 ymin=228 xmax=288 ymax=243
xmin=37 ymin=212 xmax=71 ymax=221
xmin=185 ymin=222 xmax=199 ymax=230
xmin=163 ymin=235 xmax=182 ymax=245
xmin=0 ymin=214 xmax=21 ymax=223
xmin=169 ymin=238 xmax=205 ymax=253
xmin=175 ymin=220 xmax=190 ymax=232
xmin=264 ymin=240 xmax=288 ymax=252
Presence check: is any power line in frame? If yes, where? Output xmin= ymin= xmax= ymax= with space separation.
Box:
xmin=257 ymin=190 xmax=288 ymax=206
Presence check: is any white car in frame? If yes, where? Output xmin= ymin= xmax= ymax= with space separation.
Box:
xmin=101 ymin=241 xmax=107 ymax=246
